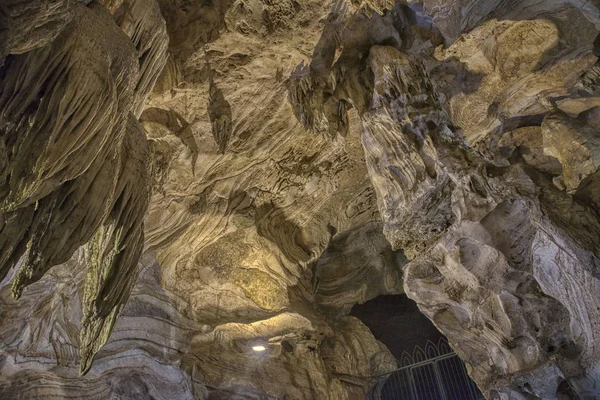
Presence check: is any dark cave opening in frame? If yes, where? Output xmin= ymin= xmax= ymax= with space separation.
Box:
xmin=350 ymin=294 xmax=445 ymax=360
xmin=352 ymin=294 xmax=484 ymax=400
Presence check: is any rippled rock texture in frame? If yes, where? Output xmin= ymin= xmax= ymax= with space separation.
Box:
xmin=1 ymin=0 xmax=600 ymax=399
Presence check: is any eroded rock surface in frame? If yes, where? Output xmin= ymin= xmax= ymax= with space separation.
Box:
xmin=0 ymin=0 xmax=163 ymax=380
xmin=1 ymin=0 xmax=600 ymax=399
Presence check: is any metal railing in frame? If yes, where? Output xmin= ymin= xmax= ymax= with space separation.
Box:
xmin=368 ymin=338 xmax=485 ymax=400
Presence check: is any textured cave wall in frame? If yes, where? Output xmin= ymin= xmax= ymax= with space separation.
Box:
xmin=284 ymin=0 xmax=600 ymax=398
xmin=358 ymin=2 xmax=600 ymax=399
xmin=1 ymin=0 xmax=600 ymax=399
xmin=0 ymin=0 xmax=402 ymax=398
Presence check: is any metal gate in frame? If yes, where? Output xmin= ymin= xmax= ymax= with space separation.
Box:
xmin=368 ymin=338 xmax=484 ymax=400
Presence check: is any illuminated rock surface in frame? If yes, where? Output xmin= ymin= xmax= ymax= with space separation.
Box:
xmin=0 ymin=0 xmax=599 ymax=399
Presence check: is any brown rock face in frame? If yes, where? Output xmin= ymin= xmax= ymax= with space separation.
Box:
xmin=1 ymin=0 xmax=600 ymax=399
xmin=0 ymin=0 xmax=161 ymax=380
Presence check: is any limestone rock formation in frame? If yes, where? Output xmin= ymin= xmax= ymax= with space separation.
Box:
xmin=1 ymin=0 xmax=600 ymax=399
xmin=0 ymin=0 xmax=165 ymax=379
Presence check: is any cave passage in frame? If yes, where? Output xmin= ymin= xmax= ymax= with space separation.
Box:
xmin=352 ymin=295 xmax=484 ymax=400
xmin=351 ymin=294 xmax=445 ymax=360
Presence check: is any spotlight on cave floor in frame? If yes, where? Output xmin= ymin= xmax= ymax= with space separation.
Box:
xmin=252 ymin=345 xmax=266 ymax=352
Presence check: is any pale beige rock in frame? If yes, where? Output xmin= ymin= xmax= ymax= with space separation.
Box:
xmin=541 ymin=111 xmax=600 ymax=193
xmin=313 ymin=221 xmax=405 ymax=316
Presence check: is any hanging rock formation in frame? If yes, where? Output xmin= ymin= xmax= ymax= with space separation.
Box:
xmin=1 ymin=0 xmax=600 ymax=399
xmin=0 ymin=0 xmax=166 ymax=378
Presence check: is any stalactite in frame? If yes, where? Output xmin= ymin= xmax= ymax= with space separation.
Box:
xmin=0 ymin=0 xmax=166 ymax=375
xmin=208 ymin=76 xmax=233 ymax=154
xmin=0 ymin=2 xmax=138 ymax=213
xmin=80 ymin=115 xmax=150 ymax=374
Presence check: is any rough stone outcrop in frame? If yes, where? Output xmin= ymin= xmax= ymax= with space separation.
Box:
xmin=284 ymin=0 xmax=600 ymax=397
xmin=312 ymin=221 xmax=406 ymax=316
xmin=354 ymin=3 xmax=600 ymax=399
xmin=0 ymin=2 xmax=137 ymax=214
xmin=80 ymin=115 xmax=151 ymax=374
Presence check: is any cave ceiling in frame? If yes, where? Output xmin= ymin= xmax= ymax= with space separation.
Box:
xmin=1 ymin=0 xmax=600 ymax=399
